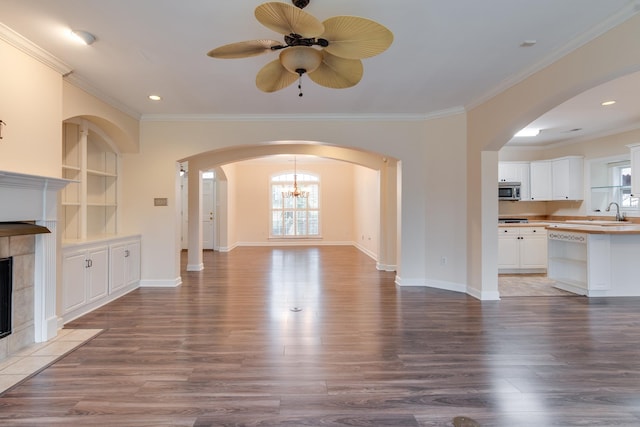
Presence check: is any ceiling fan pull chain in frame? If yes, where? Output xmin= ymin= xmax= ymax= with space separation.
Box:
xmin=298 ymin=73 xmax=303 ymax=97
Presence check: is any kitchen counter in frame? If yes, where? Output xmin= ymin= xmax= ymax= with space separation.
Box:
xmin=498 ymin=221 xmax=640 ymax=234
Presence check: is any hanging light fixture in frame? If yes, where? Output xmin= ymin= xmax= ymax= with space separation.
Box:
xmin=283 ymin=157 xmax=309 ymax=198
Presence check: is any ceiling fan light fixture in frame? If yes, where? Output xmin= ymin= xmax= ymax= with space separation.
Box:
xmin=280 ymin=47 xmax=323 ymax=75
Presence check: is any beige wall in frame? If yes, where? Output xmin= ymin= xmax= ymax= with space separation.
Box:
xmin=353 ymin=165 xmax=380 ymax=257
xmin=0 ymin=39 xmax=62 ymax=178
xmin=234 ymin=160 xmax=358 ymax=246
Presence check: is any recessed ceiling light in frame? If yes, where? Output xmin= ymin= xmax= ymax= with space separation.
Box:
xmin=514 ymin=128 xmax=540 ymax=137
xmin=148 ymin=95 xmax=162 ymax=101
xmin=520 ymin=40 xmax=537 ymax=47
xmin=70 ymin=29 xmax=96 ymax=45
xmin=601 ymin=100 xmax=616 ymax=106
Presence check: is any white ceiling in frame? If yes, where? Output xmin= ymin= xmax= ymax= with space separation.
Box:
xmin=1 ymin=0 xmax=639 ymax=147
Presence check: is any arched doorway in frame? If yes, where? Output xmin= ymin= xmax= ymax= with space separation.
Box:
xmin=177 ymin=142 xmax=400 ymax=280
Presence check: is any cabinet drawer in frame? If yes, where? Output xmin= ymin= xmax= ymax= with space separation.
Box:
xmin=520 ymin=227 xmax=546 ymax=236
xmin=498 ymin=227 xmax=518 ymax=235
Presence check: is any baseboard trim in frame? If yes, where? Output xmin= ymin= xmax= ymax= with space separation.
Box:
xmin=139 ymin=277 xmax=182 ymax=288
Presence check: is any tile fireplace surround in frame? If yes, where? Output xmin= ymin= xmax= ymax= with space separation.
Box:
xmin=0 ymin=234 xmax=36 ymax=359
xmin=0 ymin=171 xmax=70 ymax=362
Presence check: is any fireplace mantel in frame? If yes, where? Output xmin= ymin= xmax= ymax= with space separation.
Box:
xmin=0 ymin=170 xmax=72 ymax=344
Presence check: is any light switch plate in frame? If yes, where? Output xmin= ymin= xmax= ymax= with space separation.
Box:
xmin=154 ymin=198 xmax=168 ymax=206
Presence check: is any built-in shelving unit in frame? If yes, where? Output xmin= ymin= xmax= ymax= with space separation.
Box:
xmin=62 ymin=120 xmax=119 ymax=241
xmin=61 ymin=119 xmax=141 ymax=325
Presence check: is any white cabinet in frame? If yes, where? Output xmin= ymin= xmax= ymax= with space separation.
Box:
xmin=547 ymin=230 xmax=610 ymax=296
xmin=552 ymin=156 xmax=584 ymax=200
xmin=498 ymin=226 xmax=547 ymax=273
xmin=110 ymin=240 xmax=141 ymax=293
xmin=61 ymin=236 xmax=141 ymax=323
xmin=529 ymin=161 xmax=552 ymax=201
xmin=629 ymin=144 xmax=640 ymax=197
xmin=498 ymin=162 xmax=530 ymax=201
xmin=62 ymin=244 xmax=109 ymax=314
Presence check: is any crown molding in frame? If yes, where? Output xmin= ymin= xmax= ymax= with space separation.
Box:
xmin=466 ymin=4 xmax=640 ymax=111
xmin=0 ymin=23 xmax=72 ymax=75
xmin=64 ymin=74 xmax=142 ymax=120
xmin=141 ymin=107 xmax=466 ymax=123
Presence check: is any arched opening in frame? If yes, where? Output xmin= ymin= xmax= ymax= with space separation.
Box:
xmin=177 ymin=142 xmax=400 ymax=283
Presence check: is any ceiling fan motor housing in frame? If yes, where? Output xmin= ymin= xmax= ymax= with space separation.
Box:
xmin=292 ymin=0 xmax=310 ymax=9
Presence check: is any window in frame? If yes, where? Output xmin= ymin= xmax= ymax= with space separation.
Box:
xmin=612 ymin=164 xmax=638 ymax=208
xmin=271 ymin=172 xmax=319 ymax=237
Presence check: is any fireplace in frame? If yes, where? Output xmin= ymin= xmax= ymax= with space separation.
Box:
xmin=0 ymin=170 xmax=70 ymax=360
xmin=0 ymin=257 xmax=11 ymax=339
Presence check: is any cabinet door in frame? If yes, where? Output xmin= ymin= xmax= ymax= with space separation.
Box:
xmin=110 ymin=240 xmax=141 ymax=293
xmin=552 ymin=157 xmax=583 ymax=200
xmin=125 ymin=240 xmax=141 ymax=286
xmin=530 ymin=161 xmax=552 ymax=201
xmin=519 ymin=228 xmax=548 ymax=269
xmin=87 ymin=246 xmax=109 ymax=302
xmin=62 ymin=251 xmax=87 ymax=313
xmin=499 ymin=162 xmax=530 ymax=200
xmin=498 ymin=228 xmax=519 ymax=269
xmin=110 ymin=244 xmax=127 ymax=293
xmin=630 ymin=145 xmax=640 ymax=197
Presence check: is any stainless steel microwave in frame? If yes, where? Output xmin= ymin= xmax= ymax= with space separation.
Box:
xmin=499 ymin=181 xmax=521 ymax=201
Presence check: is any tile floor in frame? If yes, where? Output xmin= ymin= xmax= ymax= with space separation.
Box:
xmin=0 ymin=328 xmax=102 ymax=394
xmin=498 ymin=273 xmax=576 ymax=297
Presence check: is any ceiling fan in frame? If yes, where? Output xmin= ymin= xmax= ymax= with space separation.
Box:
xmin=207 ymin=0 xmax=393 ymax=96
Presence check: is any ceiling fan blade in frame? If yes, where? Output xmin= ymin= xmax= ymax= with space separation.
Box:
xmin=308 ymin=52 xmax=363 ymax=89
xmin=207 ymin=40 xmax=283 ymax=59
xmin=256 ymin=59 xmax=298 ymax=92
xmin=321 ymin=16 xmax=394 ymax=59
xmin=255 ymin=2 xmax=324 ymax=38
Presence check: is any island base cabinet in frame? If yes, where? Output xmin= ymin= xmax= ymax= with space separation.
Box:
xmin=62 ymin=236 xmax=141 ymax=323
xmin=547 ymin=231 xmax=611 ymax=296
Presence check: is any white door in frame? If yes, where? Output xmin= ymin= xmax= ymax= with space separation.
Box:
xmin=202 ymin=176 xmax=215 ymax=250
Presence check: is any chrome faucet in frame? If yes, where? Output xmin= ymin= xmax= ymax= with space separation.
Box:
xmin=606 ymin=202 xmax=625 ymax=221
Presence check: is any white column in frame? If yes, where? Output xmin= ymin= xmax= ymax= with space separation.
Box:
xmin=187 ymin=170 xmax=204 ymax=271
xmin=34 ymin=220 xmax=58 ymax=342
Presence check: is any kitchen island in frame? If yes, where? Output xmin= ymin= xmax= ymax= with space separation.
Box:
xmin=546 ymin=222 xmax=640 ymax=297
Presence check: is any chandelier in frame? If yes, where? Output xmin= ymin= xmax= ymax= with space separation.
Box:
xmin=283 ymin=157 xmax=309 ymax=198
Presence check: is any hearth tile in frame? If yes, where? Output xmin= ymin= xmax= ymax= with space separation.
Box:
xmin=0 ymin=355 xmax=57 ymax=375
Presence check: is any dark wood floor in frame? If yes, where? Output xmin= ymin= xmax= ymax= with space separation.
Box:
xmin=1 ymin=246 xmax=640 ymax=426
